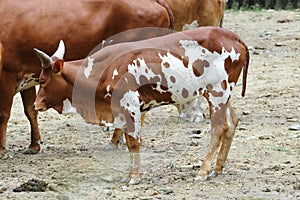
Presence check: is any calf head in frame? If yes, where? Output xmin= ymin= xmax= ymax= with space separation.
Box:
xmin=33 ymin=40 xmax=69 ymax=113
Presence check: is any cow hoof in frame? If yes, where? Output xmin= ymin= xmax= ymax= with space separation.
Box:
xmin=0 ymin=150 xmax=13 ymax=160
xmin=120 ymin=176 xmax=141 ymax=185
xmin=207 ymin=170 xmax=219 ymax=180
xmin=23 ymin=147 xmax=39 ymax=155
xmin=103 ymin=142 xmax=118 ymax=151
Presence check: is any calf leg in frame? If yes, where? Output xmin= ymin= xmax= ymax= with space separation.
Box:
xmin=107 ymin=113 xmax=146 ymax=150
xmin=0 ymin=71 xmax=16 ymax=158
xmin=213 ymin=102 xmax=238 ymax=174
xmin=197 ymin=103 xmax=228 ymax=180
xmin=124 ymin=132 xmax=142 ymax=185
xmin=20 ymin=87 xmax=41 ymax=154
xmin=105 ymin=128 xmax=123 ymax=150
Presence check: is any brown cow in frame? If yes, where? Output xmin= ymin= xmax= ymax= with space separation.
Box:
xmin=0 ymin=0 xmax=173 ymax=158
xmin=165 ymin=0 xmax=226 ymax=31
xmin=33 ymin=26 xmax=249 ymax=184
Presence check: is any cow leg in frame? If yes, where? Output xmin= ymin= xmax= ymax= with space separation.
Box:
xmin=212 ymin=102 xmax=238 ymax=176
xmin=20 ymin=87 xmax=41 ymax=154
xmin=196 ymin=103 xmax=228 ymax=180
xmin=0 ymin=71 xmax=16 ymax=159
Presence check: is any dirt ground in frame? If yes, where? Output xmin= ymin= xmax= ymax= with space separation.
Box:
xmin=0 ymin=10 xmax=299 ymax=200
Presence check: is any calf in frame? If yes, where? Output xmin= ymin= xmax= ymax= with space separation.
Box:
xmin=34 ymin=26 xmax=249 ymax=184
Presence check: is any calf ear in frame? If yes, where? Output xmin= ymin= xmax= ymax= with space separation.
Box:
xmin=52 ymin=59 xmax=64 ymax=75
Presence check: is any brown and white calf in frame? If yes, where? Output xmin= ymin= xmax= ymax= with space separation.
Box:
xmin=33 ymin=26 xmax=249 ymax=184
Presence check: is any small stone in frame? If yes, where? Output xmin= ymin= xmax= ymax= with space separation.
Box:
xmin=262 ymin=188 xmax=271 ymax=192
xmin=275 ymin=42 xmax=285 ymax=47
xmin=286 ymin=118 xmax=298 ymax=122
xmin=258 ymin=136 xmax=265 ymax=140
xmin=0 ymin=187 xmax=7 ymax=194
xmin=242 ymin=111 xmax=251 ymax=115
xmin=190 ymin=141 xmax=199 ymax=146
xmin=288 ymin=124 xmax=300 ymax=131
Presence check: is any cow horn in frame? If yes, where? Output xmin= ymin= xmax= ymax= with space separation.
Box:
xmin=52 ymin=40 xmax=65 ymax=59
xmin=34 ymin=48 xmax=53 ymax=69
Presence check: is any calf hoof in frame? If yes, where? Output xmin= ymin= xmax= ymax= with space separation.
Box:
xmin=194 ymin=174 xmax=208 ymax=182
xmin=191 ymin=115 xmax=205 ymax=123
xmin=103 ymin=142 xmax=118 ymax=151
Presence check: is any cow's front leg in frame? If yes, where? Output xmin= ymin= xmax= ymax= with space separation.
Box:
xmin=0 ymin=71 xmax=16 ymax=159
xmin=123 ymin=132 xmax=142 ymax=185
xmin=20 ymin=87 xmax=41 ymax=154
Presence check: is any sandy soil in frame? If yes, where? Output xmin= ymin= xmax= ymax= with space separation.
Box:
xmin=0 ymin=10 xmax=299 ymax=200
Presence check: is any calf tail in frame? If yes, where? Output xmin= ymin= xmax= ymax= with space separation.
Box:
xmin=241 ymin=45 xmax=249 ymax=97
xmin=156 ymin=0 xmax=174 ymax=31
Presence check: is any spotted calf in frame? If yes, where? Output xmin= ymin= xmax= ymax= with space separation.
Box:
xmin=33 ymin=27 xmax=249 ymax=184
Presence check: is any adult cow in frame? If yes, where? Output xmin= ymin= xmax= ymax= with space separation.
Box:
xmin=33 ymin=26 xmax=249 ymax=184
xmin=165 ymin=0 xmax=226 ymax=31
xmin=0 ymin=0 xmax=174 ymax=158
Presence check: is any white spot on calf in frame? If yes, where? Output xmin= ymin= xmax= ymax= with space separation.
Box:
xmin=104 ymin=85 xmax=111 ymax=98
xmin=84 ymin=56 xmax=94 ymax=78
xmin=112 ymin=69 xmax=119 ymax=80
xmin=62 ymin=98 xmax=77 ymax=115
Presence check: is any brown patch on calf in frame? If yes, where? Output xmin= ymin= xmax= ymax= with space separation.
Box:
xmin=206 ymin=84 xmax=223 ymax=97
xmin=192 ymin=59 xmax=209 ymax=77
xmin=221 ymin=80 xmax=227 ymax=90
xmin=163 ymin=62 xmax=170 ymax=68
xmin=181 ymin=88 xmax=189 ymax=98
xmin=136 ymin=59 xmax=141 ymax=67
xmin=170 ymin=76 xmax=176 ymax=83
xmin=182 ymin=58 xmax=188 ymax=68
xmin=139 ymin=75 xmax=148 ymax=85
